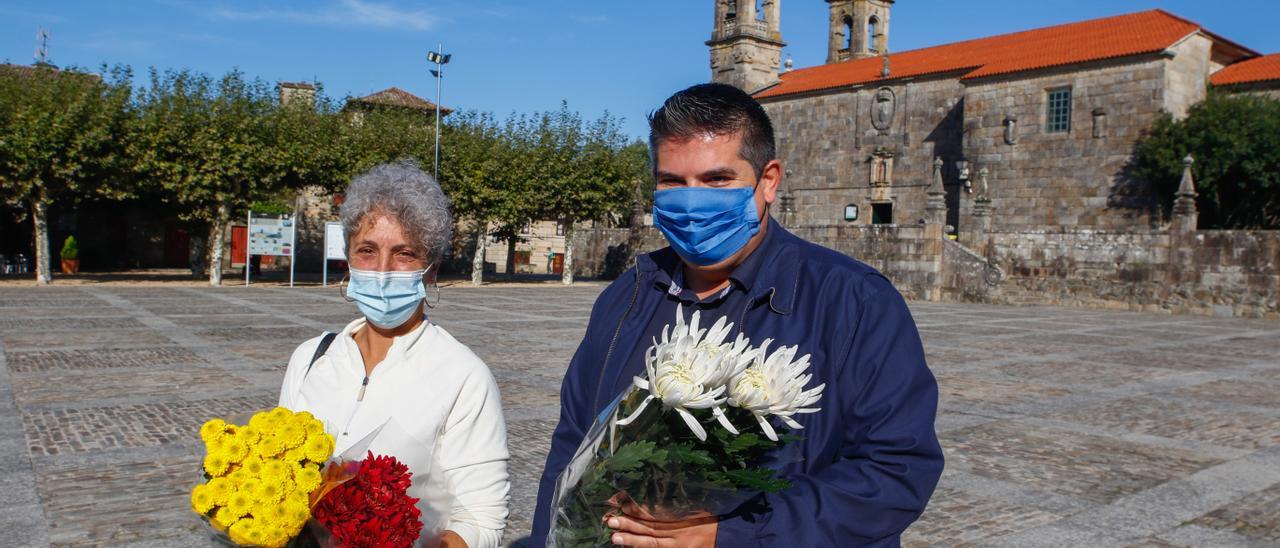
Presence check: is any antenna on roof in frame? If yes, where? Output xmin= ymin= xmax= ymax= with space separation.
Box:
xmin=35 ymin=28 xmax=50 ymax=65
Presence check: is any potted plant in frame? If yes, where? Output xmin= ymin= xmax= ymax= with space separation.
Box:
xmin=60 ymin=235 xmax=80 ymax=274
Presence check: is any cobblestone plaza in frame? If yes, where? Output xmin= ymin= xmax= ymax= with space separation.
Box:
xmin=0 ymin=284 xmax=1277 ymax=547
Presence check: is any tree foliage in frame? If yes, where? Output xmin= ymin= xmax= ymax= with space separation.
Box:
xmin=0 ymin=64 xmax=134 ymax=283
xmin=1131 ymin=92 xmax=1280 ymax=229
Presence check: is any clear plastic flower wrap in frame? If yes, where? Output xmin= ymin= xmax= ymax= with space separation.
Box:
xmin=547 ymin=306 xmax=824 ymax=547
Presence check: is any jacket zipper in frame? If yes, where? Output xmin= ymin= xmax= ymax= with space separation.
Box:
xmin=340 ymin=375 xmax=370 ymax=437
xmin=590 ymin=256 xmax=642 ymax=418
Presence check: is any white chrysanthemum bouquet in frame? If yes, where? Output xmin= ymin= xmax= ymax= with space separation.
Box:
xmin=548 ymin=306 xmax=825 ymax=547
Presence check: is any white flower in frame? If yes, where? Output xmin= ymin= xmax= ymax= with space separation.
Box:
xmin=615 ymin=305 xmax=755 ymax=441
xmin=727 ymin=338 xmax=825 ymax=441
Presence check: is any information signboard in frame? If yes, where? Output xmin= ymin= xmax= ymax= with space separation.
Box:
xmin=245 ymin=211 xmax=297 ymax=287
xmin=322 ymin=221 xmax=346 ymax=287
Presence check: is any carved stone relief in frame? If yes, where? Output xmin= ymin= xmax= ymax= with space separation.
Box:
xmin=871 ymin=87 xmax=895 ymax=133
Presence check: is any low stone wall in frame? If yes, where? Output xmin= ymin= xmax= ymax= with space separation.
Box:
xmin=986 ymin=228 xmax=1280 ymax=318
xmin=570 ymin=222 xmax=1278 ymax=319
xmin=789 ymin=224 xmax=945 ymax=301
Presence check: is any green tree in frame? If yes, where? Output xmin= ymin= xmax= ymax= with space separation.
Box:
xmin=439 ymin=111 xmax=504 ymax=285
xmin=1131 ymin=92 xmax=1280 ymax=228
xmin=0 ymin=64 xmax=133 ymax=284
xmin=129 ymin=69 xmax=284 ymax=285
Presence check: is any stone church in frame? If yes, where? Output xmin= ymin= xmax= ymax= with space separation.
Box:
xmin=708 ymin=2 xmax=1280 ymax=240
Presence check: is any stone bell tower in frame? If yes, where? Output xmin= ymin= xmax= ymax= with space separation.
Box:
xmin=708 ymin=0 xmax=786 ymax=93
xmin=826 ymin=0 xmax=892 ymax=63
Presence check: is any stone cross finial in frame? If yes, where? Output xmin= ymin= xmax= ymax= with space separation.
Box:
xmin=881 ymin=51 xmax=891 ymax=78
xmin=1172 ymin=154 xmax=1198 ymax=227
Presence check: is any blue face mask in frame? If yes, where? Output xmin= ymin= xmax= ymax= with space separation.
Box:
xmin=652 ymin=186 xmax=761 ymax=266
xmin=347 ymin=267 xmax=429 ymax=329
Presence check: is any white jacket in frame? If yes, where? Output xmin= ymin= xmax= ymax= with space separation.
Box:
xmin=279 ymin=316 xmax=510 ymax=548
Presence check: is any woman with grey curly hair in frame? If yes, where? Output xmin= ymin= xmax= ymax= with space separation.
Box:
xmin=278 ymin=161 xmax=510 ymax=548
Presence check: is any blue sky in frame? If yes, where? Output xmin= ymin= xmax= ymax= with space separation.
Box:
xmin=3 ymin=1 xmax=1278 ymax=139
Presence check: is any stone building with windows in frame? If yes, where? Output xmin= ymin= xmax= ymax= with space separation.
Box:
xmin=710 ymin=3 xmax=1271 ymax=240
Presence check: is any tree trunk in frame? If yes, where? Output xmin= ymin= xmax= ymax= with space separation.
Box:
xmin=470 ymin=220 xmax=486 ymax=286
xmin=31 ymin=196 xmax=52 ymax=285
xmin=505 ymin=237 xmax=516 ymax=279
xmin=207 ymin=203 xmax=229 ymax=286
xmin=561 ymin=221 xmax=574 ymax=285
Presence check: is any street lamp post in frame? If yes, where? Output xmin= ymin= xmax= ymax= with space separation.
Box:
xmin=427 ymin=45 xmax=452 ymax=182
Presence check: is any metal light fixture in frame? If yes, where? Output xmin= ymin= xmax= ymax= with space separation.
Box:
xmin=427 ymin=45 xmax=452 ymax=181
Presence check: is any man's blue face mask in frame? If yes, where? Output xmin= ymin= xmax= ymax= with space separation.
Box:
xmin=652 ymin=185 xmax=762 ymax=266
xmin=346 ymin=267 xmax=429 ymax=329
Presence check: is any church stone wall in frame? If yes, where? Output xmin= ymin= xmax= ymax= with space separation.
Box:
xmin=762 ymin=75 xmax=967 ymax=229
xmin=1163 ymin=34 xmax=1213 ymax=119
xmin=961 ymin=57 xmax=1169 ymax=232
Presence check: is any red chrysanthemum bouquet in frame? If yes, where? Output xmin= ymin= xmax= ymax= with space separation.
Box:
xmin=312 ymin=451 xmax=424 ymax=548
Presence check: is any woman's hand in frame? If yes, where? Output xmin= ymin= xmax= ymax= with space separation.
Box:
xmin=440 ymin=530 xmax=468 ymax=548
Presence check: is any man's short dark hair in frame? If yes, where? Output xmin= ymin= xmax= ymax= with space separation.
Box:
xmin=648 ymin=83 xmax=777 ymax=179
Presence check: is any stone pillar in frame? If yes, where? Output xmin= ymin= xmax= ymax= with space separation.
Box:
xmin=738 ymin=0 xmax=756 ymax=22
xmin=968 ymin=167 xmax=992 ymax=255
xmin=925 ymin=157 xmax=947 ymax=225
xmin=763 ymin=0 xmax=781 ymax=33
xmin=1172 ymin=154 xmax=1198 ymax=233
xmin=1169 ymin=154 xmax=1200 ymax=287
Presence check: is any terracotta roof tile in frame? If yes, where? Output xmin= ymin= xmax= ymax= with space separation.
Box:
xmin=1211 ymin=53 xmax=1280 ymax=86
xmin=350 ymin=87 xmax=452 ymax=114
xmin=757 ymin=10 xmax=1245 ymax=99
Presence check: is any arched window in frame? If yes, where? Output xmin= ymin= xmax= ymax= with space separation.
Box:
xmin=868 ymin=16 xmax=880 ymax=52
xmin=843 ymin=16 xmax=854 ymax=51
xmin=756 ymin=0 xmax=765 ymax=20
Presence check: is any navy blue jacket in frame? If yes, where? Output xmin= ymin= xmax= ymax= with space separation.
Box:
xmin=530 ymin=220 xmax=943 ymax=547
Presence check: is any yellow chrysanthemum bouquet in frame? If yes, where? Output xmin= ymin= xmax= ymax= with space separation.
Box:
xmin=191 ymin=407 xmax=336 ymax=548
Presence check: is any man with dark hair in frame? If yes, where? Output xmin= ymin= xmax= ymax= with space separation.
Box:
xmin=529 ymin=83 xmax=942 ymax=547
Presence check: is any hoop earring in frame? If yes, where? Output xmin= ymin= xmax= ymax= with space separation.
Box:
xmin=425 ymin=282 xmax=441 ymax=309
xmin=338 ymin=274 xmax=353 ymax=302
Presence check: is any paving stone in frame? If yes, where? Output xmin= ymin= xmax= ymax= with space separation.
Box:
xmin=1047 ymin=396 xmax=1280 ymax=450
xmin=23 ymin=395 xmax=275 ymax=456
xmin=941 ymin=421 xmax=1223 ymax=504
xmin=5 ymin=347 xmax=205 ymax=373
xmin=0 ymin=285 xmax=1277 ymax=546
xmin=902 ymin=486 xmax=1063 ymax=547
xmin=1189 ymin=482 xmax=1280 ymax=544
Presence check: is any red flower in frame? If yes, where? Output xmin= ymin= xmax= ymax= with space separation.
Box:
xmin=313 ymin=451 xmax=424 ymax=548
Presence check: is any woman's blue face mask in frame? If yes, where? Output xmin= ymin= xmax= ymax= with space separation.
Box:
xmin=346 ymin=267 xmax=430 ymax=329
xmin=652 ymin=185 xmax=762 ymax=266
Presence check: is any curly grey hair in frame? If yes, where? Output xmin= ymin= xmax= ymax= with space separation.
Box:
xmin=340 ymin=161 xmax=453 ymax=263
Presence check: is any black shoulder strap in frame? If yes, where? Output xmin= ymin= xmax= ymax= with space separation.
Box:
xmin=304 ymin=332 xmax=338 ymax=379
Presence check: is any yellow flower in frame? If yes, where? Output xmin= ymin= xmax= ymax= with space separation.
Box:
xmin=256 ymin=434 xmax=285 ymax=458
xmin=205 ymin=434 xmax=231 ymax=455
xmin=205 ymin=477 xmax=232 ymax=505
xmin=203 ymin=452 xmax=231 ymax=477
xmin=277 ymin=423 xmax=306 ymax=449
xmin=257 ymin=477 xmax=288 ymax=503
xmin=190 ymin=484 xmax=215 ymax=515
xmin=200 ymin=418 xmax=228 ymax=442
xmin=301 ymin=417 xmax=325 ymax=436
xmin=239 ymin=456 xmax=265 ymax=477
xmin=225 ymin=489 xmax=254 ymax=519
xmin=282 ymin=446 xmax=307 ymax=465
xmin=262 ymin=459 xmax=291 ymax=479
xmin=283 ymin=497 xmax=311 ymax=530
xmin=293 ymin=465 xmax=323 ymax=495
xmin=228 ymin=517 xmax=257 ymax=545
xmin=303 ymin=433 xmax=334 ymax=463
xmin=224 ymin=439 xmax=250 ymax=462
xmin=211 ymin=506 xmax=238 ymax=532
xmin=235 ymin=424 xmax=260 ymax=446
xmin=269 ymin=406 xmax=293 ymax=421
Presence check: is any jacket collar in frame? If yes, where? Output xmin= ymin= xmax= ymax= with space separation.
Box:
xmin=636 ymin=217 xmax=800 ymax=315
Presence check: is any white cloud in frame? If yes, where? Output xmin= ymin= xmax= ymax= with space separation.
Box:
xmin=209 ymin=0 xmax=436 ymax=31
